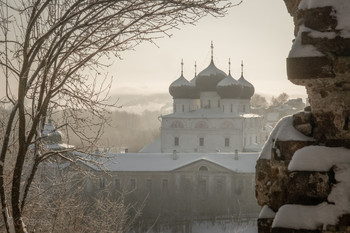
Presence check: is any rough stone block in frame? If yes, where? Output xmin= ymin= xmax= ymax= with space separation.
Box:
xmin=301 ymin=33 xmax=350 ymax=56
xmin=287 ymin=57 xmax=334 ymax=83
xmin=288 ymin=171 xmax=331 ymax=205
xmin=272 ymin=227 xmax=321 ymax=233
xmin=293 ymin=111 xmax=313 ymax=136
xmin=339 ymin=214 xmax=350 ymax=226
xmin=258 ymin=218 xmax=273 ymax=233
xmin=272 ymin=140 xmax=312 ymax=163
xmin=334 ymin=57 xmax=350 ymax=75
xmin=297 ymin=7 xmax=337 ymax=32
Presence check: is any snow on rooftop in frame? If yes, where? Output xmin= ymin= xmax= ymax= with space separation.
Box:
xmin=139 ymin=137 xmax=161 ymax=153
xmin=75 ymin=152 xmax=258 ymax=173
xmin=217 ymin=74 xmax=240 ymax=87
xmin=170 ymin=75 xmax=191 ymax=87
xmin=259 ymin=115 xmax=314 ymax=160
xmin=288 ymin=146 xmax=350 ymax=172
xmin=45 ymin=143 xmax=75 ymax=150
xmin=163 ymin=108 xmax=261 ymax=119
xmin=197 ymin=61 xmax=227 ymax=77
xmin=272 ymin=163 xmax=350 ymax=230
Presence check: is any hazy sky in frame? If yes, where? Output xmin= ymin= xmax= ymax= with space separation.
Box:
xmin=0 ymin=1 xmax=306 ymax=103
xmin=111 ymin=0 xmax=307 ymax=99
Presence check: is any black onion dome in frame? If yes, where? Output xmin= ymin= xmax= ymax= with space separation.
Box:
xmin=169 ymin=75 xmax=196 ymax=99
xmin=195 ymin=60 xmax=227 ymax=91
xmin=238 ymin=75 xmax=255 ymax=99
xmin=189 ymin=76 xmax=200 ymax=99
xmin=216 ymin=73 xmax=243 ymax=99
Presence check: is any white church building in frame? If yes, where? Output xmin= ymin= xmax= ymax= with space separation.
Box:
xmin=39 ymin=44 xmax=263 ymax=232
xmin=156 ymin=44 xmax=263 ymax=153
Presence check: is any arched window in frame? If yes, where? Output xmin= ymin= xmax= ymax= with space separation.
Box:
xmin=199 ymin=166 xmax=208 ymax=171
xmin=195 ymin=121 xmax=208 ymax=129
xmin=171 ymin=121 xmax=184 ymax=128
xmin=220 ymin=121 xmax=233 ymax=129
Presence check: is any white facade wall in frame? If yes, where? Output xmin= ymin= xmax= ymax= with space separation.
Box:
xmin=161 ymin=117 xmax=262 ymax=153
xmin=161 ymin=116 xmax=262 ymax=153
xmin=238 ymin=99 xmax=251 ymax=114
xmin=200 ymin=92 xmax=221 ymax=109
xmin=173 ymin=99 xmax=200 ymax=113
xmin=220 ymin=99 xmax=240 ymax=114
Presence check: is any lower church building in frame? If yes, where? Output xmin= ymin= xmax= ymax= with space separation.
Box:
xmin=41 ymin=44 xmax=262 ymax=232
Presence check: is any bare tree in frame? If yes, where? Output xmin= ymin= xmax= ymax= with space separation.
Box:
xmin=0 ymin=0 xmax=238 ymax=232
xmin=251 ymin=94 xmax=268 ymax=108
xmin=270 ymin=92 xmax=289 ymax=107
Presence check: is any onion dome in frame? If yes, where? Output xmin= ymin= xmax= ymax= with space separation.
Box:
xmin=195 ymin=42 xmax=227 ymax=91
xmin=169 ymin=75 xmax=195 ymax=99
xmin=195 ymin=61 xmax=227 ymax=91
xmin=169 ymin=60 xmax=197 ymax=99
xmin=42 ymin=118 xmax=64 ymax=144
xmin=238 ymin=61 xmax=255 ymax=99
xmin=216 ymin=61 xmax=243 ymax=99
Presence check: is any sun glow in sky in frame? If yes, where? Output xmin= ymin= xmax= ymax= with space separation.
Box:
xmin=110 ymin=0 xmax=307 ymax=99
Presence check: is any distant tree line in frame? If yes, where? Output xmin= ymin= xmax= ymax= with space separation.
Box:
xmin=251 ymin=92 xmax=292 ymax=108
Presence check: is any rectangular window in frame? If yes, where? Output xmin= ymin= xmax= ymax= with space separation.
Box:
xmin=130 ymin=178 xmax=136 ymax=190
xmin=225 ymin=138 xmax=230 ymax=147
xmin=199 ymin=137 xmax=204 ymax=146
xmin=208 ymin=100 xmax=211 ymax=108
xmin=174 ymin=137 xmax=179 ymax=146
xmin=182 ymin=104 xmax=184 ymax=112
xmin=162 ymin=179 xmax=168 ymax=191
xmin=218 ymin=100 xmax=220 ymax=107
xmin=230 ymin=104 xmax=233 ymax=113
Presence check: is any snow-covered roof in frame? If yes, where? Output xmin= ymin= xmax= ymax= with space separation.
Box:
xmin=197 ymin=60 xmax=227 ymax=77
xmin=170 ymin=75 xmax=191 ymax=87
xmin=139 ymin=137 xmax=161 ymax=153
xmin=162 ymin=108 xmax=261 ymax=119
xmin=217 ymin=73 xmax=240 ymax=87
xmin=45 ymin=143 xmax=75 ymax=150
xmin=75 ymin=152 xmax=258 ymax=173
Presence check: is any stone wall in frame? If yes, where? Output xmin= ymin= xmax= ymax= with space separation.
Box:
xmin=256 ymin=1 xmax=350 ymax=232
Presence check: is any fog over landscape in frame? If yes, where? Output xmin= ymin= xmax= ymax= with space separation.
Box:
xmin=4 ymin=0 xmax=350 ymax=232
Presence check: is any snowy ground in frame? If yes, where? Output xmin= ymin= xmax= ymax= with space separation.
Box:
xmin=136 ymin=219 xmax=258 ymax=233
